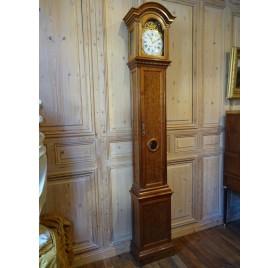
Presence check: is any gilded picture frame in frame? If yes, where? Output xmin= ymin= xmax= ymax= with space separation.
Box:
xmin=227 ymin=46 xmax=240 ymax=99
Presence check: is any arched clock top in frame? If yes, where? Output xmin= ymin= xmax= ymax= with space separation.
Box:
xmin=123 ymin=2 xmax=176 ymax=28
xmin=123 ymin=2 xmax=176 ymax=61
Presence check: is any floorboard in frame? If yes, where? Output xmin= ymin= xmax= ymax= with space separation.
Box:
xmin=78 ymin=220 xmax=240 ymax=268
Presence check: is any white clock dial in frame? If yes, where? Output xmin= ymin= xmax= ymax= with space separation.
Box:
xmin=142 ymin=29 xmax=163 ymax=56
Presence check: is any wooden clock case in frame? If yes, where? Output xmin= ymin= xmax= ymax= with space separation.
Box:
xmin=123 ymin=2 xmax=176 ymax=265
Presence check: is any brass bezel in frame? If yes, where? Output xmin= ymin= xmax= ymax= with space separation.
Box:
xmin=147 ymin=138 xmax=160 ymax=152
xmin=139 ymin=15 xmax=166 ymax=59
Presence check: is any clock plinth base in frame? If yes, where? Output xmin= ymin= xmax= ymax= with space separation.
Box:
xmin=130 ymin=188 xmax=174 ymax=265
xmin=130 ymin=241 xmax=175 ymax=266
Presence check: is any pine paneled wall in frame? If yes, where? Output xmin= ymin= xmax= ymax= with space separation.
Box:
xmin=39 ymin=0 xmax=240 ymax=266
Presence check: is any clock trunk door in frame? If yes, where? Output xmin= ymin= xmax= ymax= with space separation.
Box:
xmin=140 ymin=66 xmax=167 ymax=189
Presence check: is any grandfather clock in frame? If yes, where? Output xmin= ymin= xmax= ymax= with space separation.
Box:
xmin=123 ymin=2 xmax=176 ymax=265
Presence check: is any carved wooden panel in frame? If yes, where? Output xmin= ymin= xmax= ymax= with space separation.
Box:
xmin=130 ymin=191 xmax=173 ymax=264
xmin=202 ymin=5 xmax=225 ymax=127
xmin=150 ymin=0 xmax=196 ymax=129
xmin=202 ymin=132 xmax=222 ymax=149
xmin=202 ymin=154 xmax=223 ymax=219
xmin=42 ymin=172 xmax=100 ymax=254
xmin=39 ymin=0 xmax=94 ymax=136
xmin=109 ymin=141 xmax=132 ymax=160
xmin=44 ymin=136 xmax=97 ymax=176
xmin=105 ymin=0 xmax=134 ymax=134
xmin=167 ymin=130 xmax=199 ymax=161
xmin=55 ymin=143 xmax=96 ymax=164
xmin=174 ymin=134 xmax=197 ymax=152
xmin=143 ymin=199 xmax=169 ymax=247
xmin=110 ymin=166 xmax=133 ymax=242
xmin=168 ymin=161 xmax=196 ymax=227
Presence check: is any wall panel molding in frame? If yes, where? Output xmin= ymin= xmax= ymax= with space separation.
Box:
xmin=201 ymin=3 xmax=225 ymax=128
xmin=174 ymin=134 xmax=198 ymax=152
xmin=42 ymin=171 xmax=101 ymax=254
xmin=109 ymin=166 xmax=133 ymax=243
xmin=39 ymin=0 xmax=96 ymax=137
xmin=105 ymin=0 xmax=135 ymax=135
xmin=168 ymin=160 xmax=198 ymax=228
xmin=202 ymin=130 xmax=223 ymax=150
xmin=167 ymin=129 xmax=200 ymax=161
xmin=108 ymin=141 xmax=132 ymax=160
xmin=54 ymin=142 xmax=96 ymax=164
xmin=202 ymin=0 xmax=226 ymax=8
xmin=44 ymin=136 xmax=98 ymax=177
xmin=154 ymin=0 xmax=199 ymax=130
xmin=202 ymin=153 xmax=223 ymax=220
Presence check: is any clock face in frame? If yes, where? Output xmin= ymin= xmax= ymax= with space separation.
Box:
xmin=142 ymin=29 xmax=163 ymax=56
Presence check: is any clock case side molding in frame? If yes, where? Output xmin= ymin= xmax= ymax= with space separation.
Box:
xmin=123 ymin=2 xmax=176 ymax=265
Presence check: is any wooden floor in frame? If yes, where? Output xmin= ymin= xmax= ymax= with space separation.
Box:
xmin=78 ymin=221 xmax=240 ymax=268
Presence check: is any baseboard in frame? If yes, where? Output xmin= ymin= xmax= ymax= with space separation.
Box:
xmin=73 ymin=240 xmax=131 ymax=267
xmin=171 ymin=217 xmax=223 ymax=239
xmin=73 ymin=217 xmax=223 ymax=267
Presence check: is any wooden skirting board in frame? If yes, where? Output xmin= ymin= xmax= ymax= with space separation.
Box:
xmin=73 ymin=218 xmax=223 ymax=267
